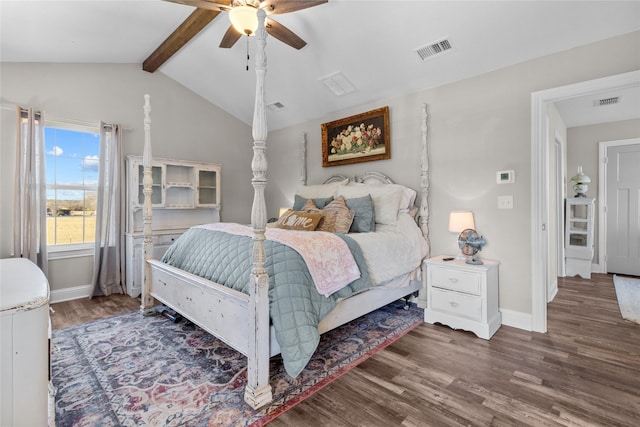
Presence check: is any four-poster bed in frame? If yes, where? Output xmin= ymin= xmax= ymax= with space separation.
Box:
xmin=140 ymin=9 xmax=431 ymax=410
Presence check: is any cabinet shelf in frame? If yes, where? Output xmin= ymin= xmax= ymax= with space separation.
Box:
xmin=565 ymin=197 xmax=595 ymax=279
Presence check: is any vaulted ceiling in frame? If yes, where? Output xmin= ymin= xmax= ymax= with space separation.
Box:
xmin=2 ymin=1 xmax=639 ymax=130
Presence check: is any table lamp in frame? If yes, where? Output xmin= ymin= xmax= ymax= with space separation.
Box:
xmin=449 ymin=210 xmax=475 ymax=259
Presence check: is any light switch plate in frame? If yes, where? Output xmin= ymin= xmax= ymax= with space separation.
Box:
xmin=498 ymin=195 xmax=513 ymax=209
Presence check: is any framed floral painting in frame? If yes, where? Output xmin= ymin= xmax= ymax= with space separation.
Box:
xmin=321 ymin=106 xmax=390 ymax=167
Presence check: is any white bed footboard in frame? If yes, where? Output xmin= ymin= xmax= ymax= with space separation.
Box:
xmin=147 ymin=259 xmax=251 ymax=354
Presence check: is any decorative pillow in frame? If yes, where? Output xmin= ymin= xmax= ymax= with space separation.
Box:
xmin=292 ymin=194 xmax=334 ymax=211
xmin=295 ymin=178 xmax=348 ymax=199
xmin=336 ymin=184 xmax=403 ymax=225
xmin=274 ymin=209 xmax=323 ymax=231
xmin=321 ymin=196 xmax=354 ymax=233
xmin=347 ymin=182 xmax=417 ymax=212
xmin=345 ymin=195 xmax=375 ymax=233
xmin=302 ymin=196 xmax=354 ymax=233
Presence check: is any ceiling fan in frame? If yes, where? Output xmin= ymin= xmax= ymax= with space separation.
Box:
xmin=165 ymin=0 xmax=326 ymax=49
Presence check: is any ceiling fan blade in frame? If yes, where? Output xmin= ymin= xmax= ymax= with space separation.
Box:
xmin=163 ymin=0 xmax=232 ymax=13
xmin=265 ymin=18 xmax=307 ymax=50
xmin=143 ymin=8 xmax=221 ymax=73
xmin=260 ymin=0 xmax=327 ymax=15
xmin=219 ymin=25 xmax=243 ymax=48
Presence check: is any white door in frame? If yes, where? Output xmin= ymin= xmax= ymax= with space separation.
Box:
xmin=606 ymin=143 xmax=640 ymax=275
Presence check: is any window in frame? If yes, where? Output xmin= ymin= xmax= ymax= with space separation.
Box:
xmin=45 ymin=124 xmax=100 ymax=249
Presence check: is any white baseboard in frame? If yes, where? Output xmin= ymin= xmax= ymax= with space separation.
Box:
xmin=49 ymin=284 xmax=92 ymax=304
xmin=500 ymin=308 xmax=532 ymax=331
xmin=547 ymin=283 xmax=559 ymax=303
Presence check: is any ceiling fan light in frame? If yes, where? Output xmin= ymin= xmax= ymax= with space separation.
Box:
xmin=229 ymin=5 xmax=258 ymax=36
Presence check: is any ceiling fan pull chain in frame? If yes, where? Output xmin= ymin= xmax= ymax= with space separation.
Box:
xmin=246 ymin=36 xmax=250 ymax=71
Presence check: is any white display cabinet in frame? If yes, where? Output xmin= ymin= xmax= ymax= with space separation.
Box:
xmin=564 ymin=197 xmax=595 ymax=279
xmin=125 ymin=156 xmax=222 ymax=297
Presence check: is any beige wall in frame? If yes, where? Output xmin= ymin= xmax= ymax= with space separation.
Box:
xmin=0 ymin=63 xmax=254 ymax=292
xmin=566 ymin=118 xmax=640 ymax=267
xmin=268 ymin=31 xmax=640 ymax=318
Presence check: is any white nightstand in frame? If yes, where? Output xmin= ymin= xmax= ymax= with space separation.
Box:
xmin=424 ymin=255 xmax=501 ymax=339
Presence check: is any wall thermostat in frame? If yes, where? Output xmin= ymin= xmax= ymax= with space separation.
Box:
xmin=497 ymin=170 xmax=515 ymax=184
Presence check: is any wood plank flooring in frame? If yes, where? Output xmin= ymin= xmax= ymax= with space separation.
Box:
xmin=51 ymin=274 xmax=640 ymax=426
xmin=50 ymin=293 xmax=140 ymax=329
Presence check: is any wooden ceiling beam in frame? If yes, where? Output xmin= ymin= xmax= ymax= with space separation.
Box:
xmin=143 ymin=8 xmax=221 ymax=73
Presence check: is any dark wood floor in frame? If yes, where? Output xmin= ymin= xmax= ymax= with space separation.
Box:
xmin=51 ymin=274 xmax=640 ymax=426
xmin=50 ymin=292 xmax=140 ymax=329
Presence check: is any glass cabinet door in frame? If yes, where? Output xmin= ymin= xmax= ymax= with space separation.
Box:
xmin=197 ymin=169 xmax=218 ymax=206
xmin=137 ymin=164 xmax=163 ymax=205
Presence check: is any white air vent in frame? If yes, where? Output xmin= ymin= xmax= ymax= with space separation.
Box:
xmin=267 ymin=101 xmax=286 ymax=112
xmin=415 ymin=38 xmax=452 ymax=61
xmin=595 ymin=96 xmax=620 ymax=106
xmin=320 ymin=72 xmax=357 ymax=96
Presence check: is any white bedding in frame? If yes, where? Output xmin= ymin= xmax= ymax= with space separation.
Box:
xmin=348 ymin=212 xmax=428 ymax=285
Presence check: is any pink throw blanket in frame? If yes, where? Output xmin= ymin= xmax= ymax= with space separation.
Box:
xmin=195 ymin=223 xmax=361 ymax=297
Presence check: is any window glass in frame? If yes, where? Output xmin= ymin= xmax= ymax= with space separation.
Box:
xmin=45 ymin=126 xmax=100 ymax=247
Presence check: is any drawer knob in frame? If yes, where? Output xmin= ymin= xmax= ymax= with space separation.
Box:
xmin=449 ymin=301 xmax=459 ymax=308
xmin=449 ymin=277 xmax=458 ymax=283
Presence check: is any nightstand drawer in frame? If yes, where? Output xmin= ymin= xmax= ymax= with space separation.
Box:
xmin=430 ymin=267 xmax=480 ymax=295
xmin=431 ymin=288 xmax=482 ymax=321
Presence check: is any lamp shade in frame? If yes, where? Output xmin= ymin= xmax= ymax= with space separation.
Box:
xmin=448 ymin=210 xmax=475 ymax=233
xmin=229 ymin=5 xmax=259 ymax=36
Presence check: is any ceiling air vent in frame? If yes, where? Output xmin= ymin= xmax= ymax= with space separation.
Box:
xmin=415 ymin=38 xmax=452 ymax=61
xmin=320 ymin=72 xmax=357 ymax=96
xmin=267 ymin=101 xmax=286 ymax=112
xmin=596 ymin=96 xmax=620 ymax=106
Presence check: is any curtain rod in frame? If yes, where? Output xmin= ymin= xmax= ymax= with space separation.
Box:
xmin=1 ymin=103 xmax=129 ymax=131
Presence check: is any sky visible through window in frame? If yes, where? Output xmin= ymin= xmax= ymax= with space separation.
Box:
xmin=45 ymin=127 xmax=100 ymax=199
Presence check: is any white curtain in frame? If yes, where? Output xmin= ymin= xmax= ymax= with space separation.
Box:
xmin=13 ymin=107 xmax=48 ymax=275
xmin=90 ymin=123 xmax=124 ymax=297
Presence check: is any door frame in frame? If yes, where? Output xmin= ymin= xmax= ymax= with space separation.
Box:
xmin=598 ymin=138 xmax=640 ymax=274
xmin=555 ymin=132 xmax=566 ymax=280
xmin=530 ymin=70 xmax=640 ymax=333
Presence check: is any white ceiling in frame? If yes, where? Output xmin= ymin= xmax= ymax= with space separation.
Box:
xmin=2 ymin=1 xmax=640 ymax=130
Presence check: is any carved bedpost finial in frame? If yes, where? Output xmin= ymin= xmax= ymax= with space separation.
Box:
xmin=245 ymin=8 xmax=273 ymax=410
xmin=419 ymin=103 xmax=431 ymax=259
xmin=300 ymin=133 xmax=307 ymax=186
xmin=141 ymin=94 xmax=155 ymax=314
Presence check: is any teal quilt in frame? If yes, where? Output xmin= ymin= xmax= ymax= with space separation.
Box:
xmin=161 ymin=227 xmax=372 ymax=377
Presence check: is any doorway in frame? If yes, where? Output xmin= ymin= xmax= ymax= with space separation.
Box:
xmin=598 ymin=138 xmax=640 ymax=276
xmin=531 ymin=70 xmax=640 ymax=333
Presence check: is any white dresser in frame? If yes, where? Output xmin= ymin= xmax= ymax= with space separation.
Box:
xmin=0 ymin=258 xmax=50 ymax=427
xmin=424 ymin=256 xmax=501 ymax=339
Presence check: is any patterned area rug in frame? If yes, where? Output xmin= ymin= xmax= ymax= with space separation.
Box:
xmin=52 ymin=301 xmax=422 ymax=426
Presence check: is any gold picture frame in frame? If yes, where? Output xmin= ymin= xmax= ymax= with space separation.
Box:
xmin=321 ymin=106 xmax=390 ymax=167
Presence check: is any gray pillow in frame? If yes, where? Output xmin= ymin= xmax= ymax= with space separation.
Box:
xmin=293 ymin=195 xmax=333 ymax=211
xmin=345 ymin=195 xmax=375 ymax=233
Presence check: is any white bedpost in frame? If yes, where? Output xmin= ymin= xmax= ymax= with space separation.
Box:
xmin=418 ymin=103 xmax=430 ymax=309
xmin=300 ymin=133 xmax=307 ymax=186
xmin=244 ymin=8 xmax=273 ymax=409
xmin=140 ymin=94 xmax=155 ymax=314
